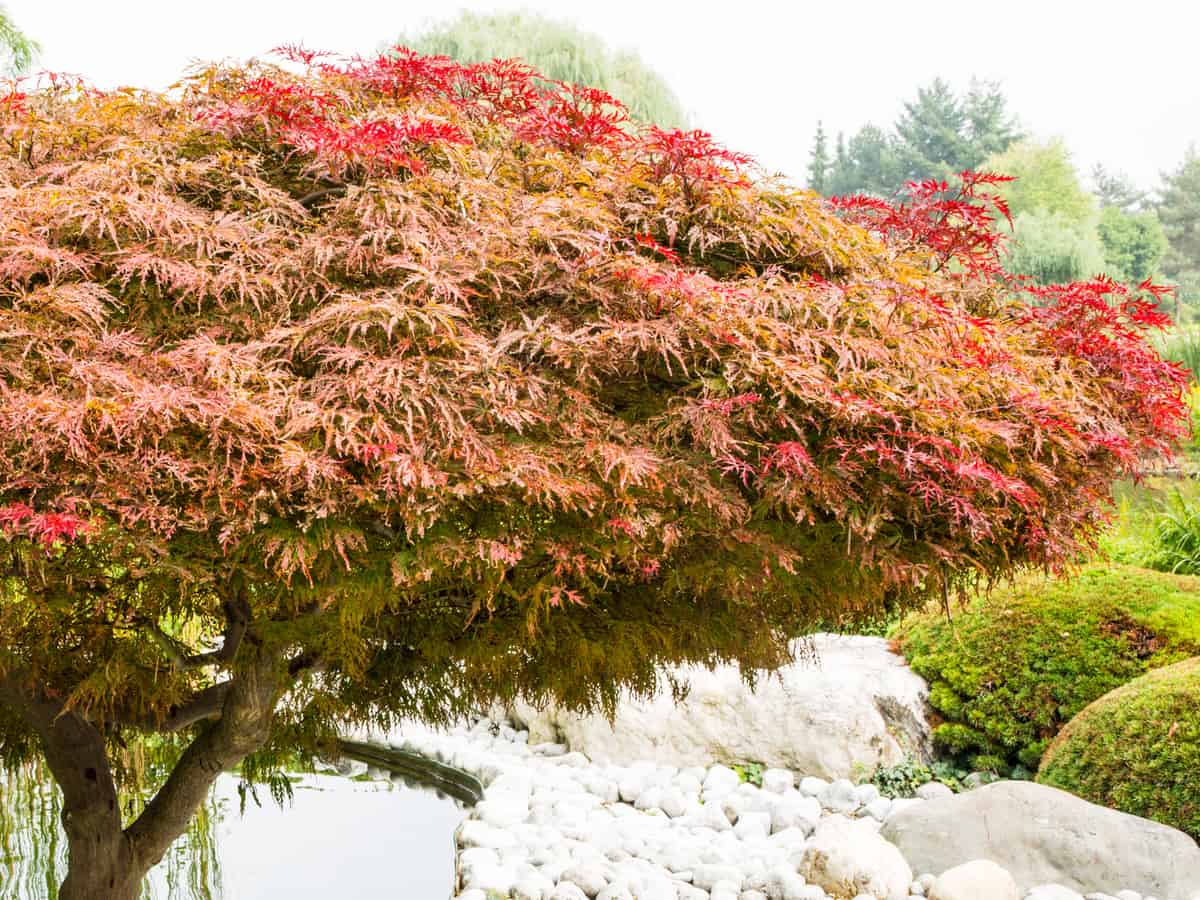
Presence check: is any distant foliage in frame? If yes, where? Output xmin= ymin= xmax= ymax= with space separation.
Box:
xmin=1158 ymin=150 xmax=1200 ymax=314
xmin=1097 ymin=205 xmax=1168 ymax=286
xmin=826 ymin=124 xmax=902 ymax=197
xmin=985 ymin=142 xmax=1165 ymax=291
xmin=1092 ymin=165 xmax=1146 ymax=214
xmin=396 ymin=11 xmax=687 ymax=128
xmin=1002 ymin=209 xmax=1106 ymax=285
xmin=983 ymin=139 xmax=1096 ymax=225
xmin=806 ymin=121 xmax=830 ymax=194
xmin=816 ymin=79 xmax=1021 ymax=197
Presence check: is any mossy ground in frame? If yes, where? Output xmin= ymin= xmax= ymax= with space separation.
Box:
xmin=892 ymin=563 xmax=1200 ymax=771
xmin=1038 ymin=656 xmax=1200 ymax=839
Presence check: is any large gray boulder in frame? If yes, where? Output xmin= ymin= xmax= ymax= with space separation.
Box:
xmin=880 ymin=781 xmax=1200 ymax=899
xmin=507 ymin=634 xmax=931 ymax=780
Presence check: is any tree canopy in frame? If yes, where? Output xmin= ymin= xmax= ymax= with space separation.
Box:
xmin=1096 ymin=205 xmax=1168 ymax=286
xmin=396 ymin=10 xmax=687 ymax=128
xmin=806 ymin=121 xmax=830 ymax=194
xmin=0 ymin=47 xmax=1188 ymax=897
xmin=1092 ymin=164 xmax=1147 ymax=213
xmin=982 ymin=139 xmax=1159 ymax=290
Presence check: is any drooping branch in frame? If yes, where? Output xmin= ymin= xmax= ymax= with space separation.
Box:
xmin=287 ymin=648 xmax=325 ymax=677
xmin=111 ymin=680 xmax=233 ymax=734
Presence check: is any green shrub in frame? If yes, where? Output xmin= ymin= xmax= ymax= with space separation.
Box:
xmin=1038 ymin=657 xmax=1200 ymax=839
xmin=893 ymin=564 xmax=1200 ymax=772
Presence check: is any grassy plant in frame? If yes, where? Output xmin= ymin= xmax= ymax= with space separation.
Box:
xmin=1190 ymin=385 xmax=1200 ymax=455
xmin=870 ymin=759 xmax=969 ymax=798
xmin=1141 ymin=489 xmax=1200 ymax=576
xmin=1153 ymin=326 xmax=1200 ymax=383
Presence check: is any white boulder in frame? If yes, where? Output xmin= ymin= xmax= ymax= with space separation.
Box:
xmin=798 ymin=814 xmax=913 ymax=899
xmin=507 ymin=635 xmax=932 ymax=779
xmin=928 ymin=860 xmax=1019 ymax=900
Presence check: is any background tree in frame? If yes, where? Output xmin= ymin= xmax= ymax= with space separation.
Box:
xmin=983 ymin=138 xmax=1096 ymax=223
xmin=960 ymin=79 xmax=1023 ymax=165
xmin=806 ymin=120 xmax=829 ymax=193
xmin=893 ymin=77 xmax=971 ymax=183
xmin=1092 ymin=164 xmax=1147 ymax=213
xmin=981 ymin=139 xmax=1128 ymax=288
xmin=1003 ymin=209 xmax=1107 ymax=285
xmin=395 ymin=10 xmax=687 ymax=127
xmin=1096 ymin=205 xmax=1168 ymax=286
xmin=1088 ymin=164 xmax=1166 ymax=291
xmin=1158 ymin=149 xmax=1200 ymax=313
xmin=0 ymin=49 xmax=1186 ymax=898
xmin=826 ymin=123 xmax=900 ymax=196
xmin=0 ymin=4 xmax=38 ymax=75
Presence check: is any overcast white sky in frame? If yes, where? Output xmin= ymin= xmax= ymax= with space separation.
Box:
xmin=9 ymin=0 xmax=1199 ymax=191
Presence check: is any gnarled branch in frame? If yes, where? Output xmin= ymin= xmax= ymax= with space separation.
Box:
xmin=142 ymin=594 xmax=251 ymax=672
xmin=125 ymin=651 xmax=283 ymax=868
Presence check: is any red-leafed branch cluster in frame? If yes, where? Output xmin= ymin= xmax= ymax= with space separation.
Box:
xmin=0 ymin=502 xmax=89 ymax=547
xmin=832 ymin=171 xmax=1015 ymax=277
xmin=195 ymin=45 xmax=750 ymax=182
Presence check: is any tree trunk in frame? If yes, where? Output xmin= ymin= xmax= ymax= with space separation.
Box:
xmin=58 ymin=823 xmax=142 ymax=900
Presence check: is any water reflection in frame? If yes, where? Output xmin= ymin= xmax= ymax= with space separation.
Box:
xmin=0 ymin=765 xmax=467 ymax=900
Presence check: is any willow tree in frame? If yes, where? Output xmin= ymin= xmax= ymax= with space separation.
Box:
xmin=0 ymin=47 xmax=1188 ymax=898
xmin=0 ymin=4 xmax=38 ymax=75
xmin=397 ymin=10 xmax=688 ymax=127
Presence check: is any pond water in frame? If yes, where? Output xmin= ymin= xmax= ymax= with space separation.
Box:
xmin=0 ymin=768 xmax=467 ymax=900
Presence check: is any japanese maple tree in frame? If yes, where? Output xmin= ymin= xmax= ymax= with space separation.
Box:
xmin=0 ymin=47 xmax=1188 ymax=898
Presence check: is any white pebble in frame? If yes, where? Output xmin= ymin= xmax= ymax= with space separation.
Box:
xmin=761 ymin=768 xmax=795 ymax=794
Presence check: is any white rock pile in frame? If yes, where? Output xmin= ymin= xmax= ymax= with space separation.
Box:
xmin=342 ymin=715 xmax=1199 ymax=900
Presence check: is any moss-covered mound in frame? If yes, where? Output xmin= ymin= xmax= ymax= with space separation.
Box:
xmin=1038 ymin=657 xmax=1200 ymax=839
xmin=893 ymin=564 xmax=1200 ymax=772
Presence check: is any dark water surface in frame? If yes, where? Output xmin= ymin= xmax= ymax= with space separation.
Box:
xmin=0 ymin=770 xmax=466 ymax=900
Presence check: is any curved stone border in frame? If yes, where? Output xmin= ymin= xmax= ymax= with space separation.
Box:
xmin=336 ymin=737 xmax=484 ymax=806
